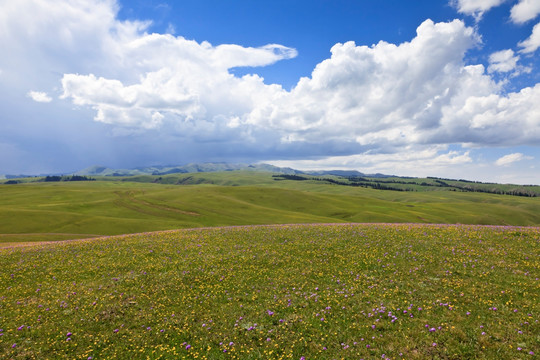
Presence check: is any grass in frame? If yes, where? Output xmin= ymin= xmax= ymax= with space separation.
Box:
xmin=0 ymin=224 xmax=538 ymax=359
xmin=1 ymin=172 xmax=540 ymax=244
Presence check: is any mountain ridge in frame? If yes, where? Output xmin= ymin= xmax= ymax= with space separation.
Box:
xmin=71 ymin=162 xmax=396 ymax=178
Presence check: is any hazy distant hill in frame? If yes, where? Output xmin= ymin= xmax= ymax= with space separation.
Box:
xmin=75 ymin=163 xmax=303 ymax=176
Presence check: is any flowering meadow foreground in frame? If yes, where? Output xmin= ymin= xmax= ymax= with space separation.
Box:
xmin=0 ymin=224 xmax=538 ymax=359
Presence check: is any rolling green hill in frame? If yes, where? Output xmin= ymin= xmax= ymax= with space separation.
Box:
xmin=1 ymin=170 xmax=540 ymax=245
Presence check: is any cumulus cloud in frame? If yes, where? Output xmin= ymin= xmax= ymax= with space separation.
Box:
xmin=247 ymin=19 xmax=540 ymax=151
xmin=519 ymin=22 xmax=540 ymax=53
xmin=487 ymin=49 xmax=531 ymax=75
xmin=510 ymin=0 xmax=540 ymax=24
xmin=27 ymin=91 xmax=52 ymax=103
xmin=451 ymin=0 xmax=506 ymax=20
xmin=495 ymin=152 xmax=533 ymax=166
xmin=46 ymin=11 xmax=540 ymax=157
xmin=58 ymin=30 xmax=296 ymax=130
xmin=488 ymin=49 xmax=518 ymax=73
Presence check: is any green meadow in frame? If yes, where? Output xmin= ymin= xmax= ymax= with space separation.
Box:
xmin=0 ymin=224 xmax=538 ymax=359
xmin=1 ymin=171 xmax=540 ymax=245
xmin=1 ymin=172 xmax=539 ymax=359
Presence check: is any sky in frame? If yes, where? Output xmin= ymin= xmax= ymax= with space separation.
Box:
xmin=1 ymin=0 xmax=540 ymax=184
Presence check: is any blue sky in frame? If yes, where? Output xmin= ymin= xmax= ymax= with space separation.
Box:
xmin=1 ymin=0 xmax=540 ymax=183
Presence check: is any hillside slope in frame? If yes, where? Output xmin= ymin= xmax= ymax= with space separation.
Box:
xmin=2 ymin=171 xmax=540 ymax=244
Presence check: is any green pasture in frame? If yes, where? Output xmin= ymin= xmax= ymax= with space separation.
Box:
xmin=1 ymin=171 xmax=540 ymax=244
xmin=0 ymin=224 xmax=538 ymax=359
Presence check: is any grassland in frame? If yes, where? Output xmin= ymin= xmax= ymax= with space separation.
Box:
xmin=0 ymin=224 xmax=538 ymax=359
xmin=1 ymin=171 xmax=540 ymax=245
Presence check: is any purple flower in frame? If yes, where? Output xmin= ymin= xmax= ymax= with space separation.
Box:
xmin=432 ymin=342 xmax=437 ymax=347
xmin=267 ymin=310 xmax=274 ymax=316
xmin=12 ymin=343 xmax=17 ymax=348
xmin=186 ymin=344 xmax=191 ymax=350
xmin=67 ymin=332 xmax=72 ymax=337
xmin=113 ymin=329 xmax=119 ymax=333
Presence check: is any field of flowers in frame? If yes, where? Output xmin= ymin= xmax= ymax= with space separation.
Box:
xmin=0 ymin=224 xmax=538 ymax=359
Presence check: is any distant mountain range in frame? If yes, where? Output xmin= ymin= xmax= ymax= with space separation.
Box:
xmin=1 ymin=162 xmax=392 ymax=179
xmin=74 ymin=163 xmax=392 ymax=178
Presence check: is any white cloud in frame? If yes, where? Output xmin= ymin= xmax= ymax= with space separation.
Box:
xmin=266 ymin=146 xmax=473 ymax=176
xmin=495 ymin=152 xmax=533 ymax=166
xmin=60 ymin=37 xmax=293 ymax=129
xmin=50 ymin=13 xmax=540 ymax=155
xmin=510 ymin=0 xmax=540 ymax=24
xmin=519 ymin=22 xmax=540 ymax=53
xmin=27 ymin=91 xmax=52 ymax=103
xmin=488 ymin=49 xmax=519 ymax=73
xmin=451 ymin=0 xmax=506 ymax=20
